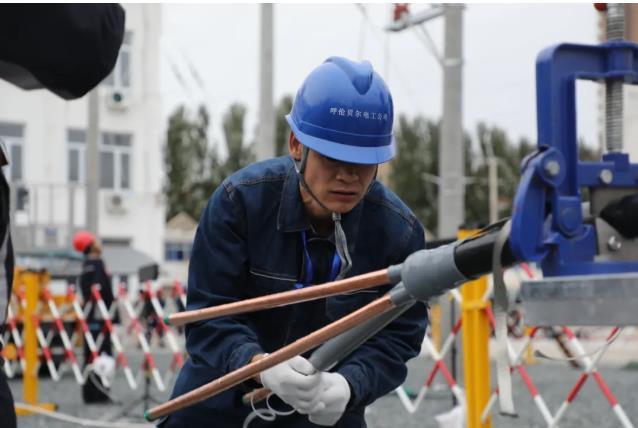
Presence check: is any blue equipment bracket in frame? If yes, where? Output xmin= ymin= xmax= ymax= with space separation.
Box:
xmin=510 ymin=41 xmax=638 ymax=276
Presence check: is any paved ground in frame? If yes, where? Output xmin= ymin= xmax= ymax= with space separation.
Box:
xmin=8 ymin=350 xmax=638 ymax=428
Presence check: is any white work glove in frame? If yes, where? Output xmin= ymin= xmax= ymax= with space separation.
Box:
xmin=259 ymin=355 xmax=322 ymax=414
xmin=308 ymin=372 xmax=351 ymax=426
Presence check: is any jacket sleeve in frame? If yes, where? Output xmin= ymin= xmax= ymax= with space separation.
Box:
xmin=184 ymin=182 xmax=264 ymax=375
xmin=335 ymin=221 xmax=428 ymax=408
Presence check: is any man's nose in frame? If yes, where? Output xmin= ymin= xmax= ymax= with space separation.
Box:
xmin=335 ymin=163 xmax=358 ymax=181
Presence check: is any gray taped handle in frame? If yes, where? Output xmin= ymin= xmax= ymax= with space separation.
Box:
xmin=310 ymin=283 xmax=415 ymax=371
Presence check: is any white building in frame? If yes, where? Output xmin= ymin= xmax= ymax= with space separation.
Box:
xmin=162 ymin=212 xmax=197 ymax=286
xmin=0 ymin=4 xmax=165 ymax=286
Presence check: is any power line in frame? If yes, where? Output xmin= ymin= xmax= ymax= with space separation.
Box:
xmin=164 ymin=52 xmax=192 ymax=96
xmin=354 ymin=4 xmax=423 ymax=113
xmin=180 ymin=50 xmax=206 ymax=91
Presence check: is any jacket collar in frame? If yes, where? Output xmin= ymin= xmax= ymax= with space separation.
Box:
xmin=277 ymin=163 xmax=309 ymax=233
xmin=277 ymin=159 xmax=363 ymax=252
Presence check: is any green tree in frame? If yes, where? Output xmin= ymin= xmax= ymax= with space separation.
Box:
xmin=164 ymin=103 xmax=255 ymax=221
xmin=164 ymin=105 xmax=217 ymax=220
xmin=389 ymin=115 xmax=440 ymax=233
xmin=389 ymin=117 xmax=542 ymax=235
xmin=466 ymin=122 xmax=535 ymax=227
xmin=220 ymin=103 xmax=254 ymax=177
xmin=275 ymin=95 xmax=294 ymax=157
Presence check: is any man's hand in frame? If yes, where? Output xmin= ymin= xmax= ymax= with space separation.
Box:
xmin=259 ymin=355 xmax=322 ymax=414
xmin=308 ymin=372 xmax=351 ymax=426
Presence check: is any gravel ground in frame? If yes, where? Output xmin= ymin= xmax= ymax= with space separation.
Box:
xmin=8 ymin=351 xmax=638 ymax=428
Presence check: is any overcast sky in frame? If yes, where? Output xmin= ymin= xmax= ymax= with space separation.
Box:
xmin=160 ymin=3 xmax=599 ymax=154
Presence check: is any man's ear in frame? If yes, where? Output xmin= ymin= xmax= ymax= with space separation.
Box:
xmin=288 ymin=131 xmax=302 ymax=161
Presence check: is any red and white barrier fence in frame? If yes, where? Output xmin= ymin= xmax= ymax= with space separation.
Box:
xmin=3 ymin=279 xmax=188 ymax=396
xmin=91 ymin=285 xmax=137 ymax=390
xmin=5 ymin=305 xmax=26 ymax=374
xmin=41 ymin=286 xmax=84 ymax=384
xmin=117 ymin=284 xmax=165 ymax=392
xmin=550 ymin=326 xmax=633 ymax=428
xmin=31 ymin=315 xmax=60 ymax=381
xmin=395 ymin=264 xmax=634 ymax=428
xmin=142 ymin=282 xmax=184 ymax=382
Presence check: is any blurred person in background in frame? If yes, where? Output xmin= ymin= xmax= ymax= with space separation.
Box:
xmin=73 ymin=231 xmax=117 ymax=404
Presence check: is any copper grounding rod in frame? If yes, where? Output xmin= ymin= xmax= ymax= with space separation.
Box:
xmin=166 ymin=268 xmax=391 ymax=327
xmin=145 ymin=294 xmax=396 ymax=421
xmin=242 ymin=387 xmax=270 ymax=405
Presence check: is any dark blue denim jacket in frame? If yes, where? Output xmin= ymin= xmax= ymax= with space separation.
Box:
xmin=162 ymin=156 xmax=428 ymax=427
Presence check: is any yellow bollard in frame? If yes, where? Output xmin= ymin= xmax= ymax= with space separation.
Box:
xmin=459 ymin=230 xmax=491 ymax=428
xmin=14 ymin=269 xmax=56 ymax=416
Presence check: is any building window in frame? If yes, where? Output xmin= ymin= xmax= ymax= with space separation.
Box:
xmin=0 ymin=122 xmax=24 ymax=182
xmin=104 ymin=31 xmax=132 ymax=88
xmin=100 ymin=151 xmax=115 ymax=188
xmin=68 ymin=129 xmax=86 ymax=184
xmin=165 ymin=242 xmax=192 ymax=261
xmin=67 ymin=129 xmax=132 ymax=190
xmin=102 ymin=132 xmax=132 ymax=190
xmin=68 ymin=149 xmax=81 ymax=182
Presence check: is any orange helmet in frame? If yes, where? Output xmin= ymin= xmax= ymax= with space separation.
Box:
xmin=72 ymin=231 xmax=95 ymax=253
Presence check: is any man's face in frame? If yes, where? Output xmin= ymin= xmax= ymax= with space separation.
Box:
xmin=289 ymin=133 xmax=377 ymax=219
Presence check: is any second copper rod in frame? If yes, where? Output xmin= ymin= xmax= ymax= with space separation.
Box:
xmin=146 ymin=294 xmax=396 ymax=421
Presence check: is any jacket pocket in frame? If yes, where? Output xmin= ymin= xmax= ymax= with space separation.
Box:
xmin=248 ymin=268 xmax=298 ymax=295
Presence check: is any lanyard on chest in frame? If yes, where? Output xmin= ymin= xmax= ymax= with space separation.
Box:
xmin=294 ymin=229 xmax=341 ymax=289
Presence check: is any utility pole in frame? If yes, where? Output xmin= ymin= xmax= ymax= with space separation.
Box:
xmin=256 ymin=3 xmax=275 ymax=161
xmin=488 ymin=157 xmax=498 ymax=224
xmin=484 ymin=137 xmax=499 ymax=224
xmin=386 ymin=3 xmax=465 ymax=404
xmin=436 ymin=5 xmax=464 ymax=400
xmin=86 ymin=88 xmax=100 ymax=235
xmin=438 ymin=4 xmax=465 ymax=238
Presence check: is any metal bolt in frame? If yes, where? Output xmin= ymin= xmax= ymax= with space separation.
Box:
xmin=607 ymin=235 xmax=622 ymax=252
xmin=544 ymin=160 xmax=560 ymax=177
xmin=599 ymin=169 xmax=614 ymax=185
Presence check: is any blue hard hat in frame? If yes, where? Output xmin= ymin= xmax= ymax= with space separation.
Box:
xmin=286 ymin=56 xmax=395 ymax=165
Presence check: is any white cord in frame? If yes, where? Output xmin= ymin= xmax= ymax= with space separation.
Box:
xmin=14 ymin=402 xmax=150 ymax=428
xmin=535 ymin=328 xmax=623 ymax=362
xmin=265 ymin=393 xmax=296 ymax=417
xmin=242 ymin=392 xmax=296 ymax=428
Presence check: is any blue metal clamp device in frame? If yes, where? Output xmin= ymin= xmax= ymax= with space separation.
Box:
xmin=512 ymin=41 xmax=638 ymax=326
xmin=510 ymin=41 xmax=638 ymax=277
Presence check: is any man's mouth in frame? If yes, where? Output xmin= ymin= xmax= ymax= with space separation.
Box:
xmin=330 ymin=190 xmax=358 ymax=201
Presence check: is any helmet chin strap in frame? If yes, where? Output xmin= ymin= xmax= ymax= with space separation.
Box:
xmin=292 ymin=146 xmax=352 ymax=280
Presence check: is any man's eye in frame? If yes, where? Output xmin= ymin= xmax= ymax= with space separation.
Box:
xmin=323 ymin=155 xmax=340 ymax=164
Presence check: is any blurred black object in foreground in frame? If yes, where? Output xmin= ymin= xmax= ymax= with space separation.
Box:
xmin=0 ymin=4 xmax=125 ymax=99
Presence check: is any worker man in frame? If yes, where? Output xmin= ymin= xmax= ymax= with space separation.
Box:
xmin=162 ymin=57 xmax=428 ymax=427
xmin=73 ymin=231 xmax=116 ymax=404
